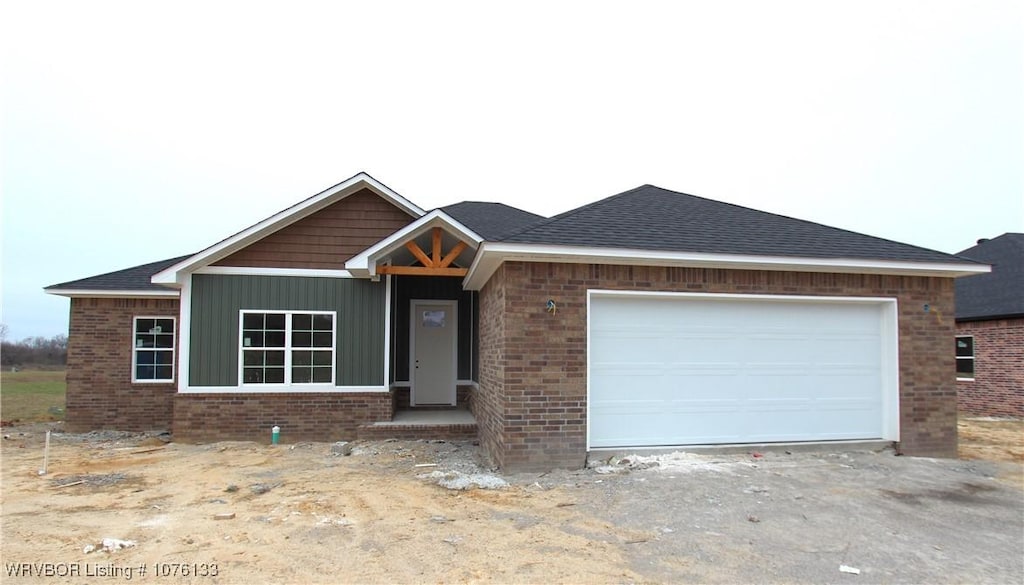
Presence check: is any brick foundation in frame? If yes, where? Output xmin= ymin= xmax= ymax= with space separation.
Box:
xmin=65 ymin=297 xmax=180 ymax=432
xmin=172 ymin=392 xmax=394 ymax=443
xmin=956 ymin=318 xmax=1023 ymax=417
xmin=478 ymin=262 xmax=959 ymax=472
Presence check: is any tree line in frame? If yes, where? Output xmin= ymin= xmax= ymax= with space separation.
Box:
xmin=0 ymin=325 xmax=68 ymax=368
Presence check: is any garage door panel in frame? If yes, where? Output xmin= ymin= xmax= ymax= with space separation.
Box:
xmin=589 ymin=294 xmax=895 ymax=449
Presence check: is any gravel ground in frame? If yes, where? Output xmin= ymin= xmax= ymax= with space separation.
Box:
xmin=550 ymin=448 xmax=1023 ymax=583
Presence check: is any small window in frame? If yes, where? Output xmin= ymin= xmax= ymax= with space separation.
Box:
xmin=240 ymin=311 xmax=335 ymax=385
xmin=133 ymin=317 xmax=175 ymax=382
xmin=955 ymin=335 xmax=974 ymax=380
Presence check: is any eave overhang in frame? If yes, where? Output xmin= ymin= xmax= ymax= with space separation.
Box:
xmin=44 ymin=288 xmax=181 ymax=299
xmin=462 ymin=242 xmax=992 ymax=290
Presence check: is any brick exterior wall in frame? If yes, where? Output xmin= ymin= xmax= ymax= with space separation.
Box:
xmin=172 ymin=392 xmax=393 ymax=443
xmin=472 ymin=265 xmax=507 ymax=467
xmin=477 ymin=262 xmax=959 ymax=472
xmin=65 ymin=297 xmax=181 ymax=432
xmin=956 ymin=318 xmax=1024 ymax=417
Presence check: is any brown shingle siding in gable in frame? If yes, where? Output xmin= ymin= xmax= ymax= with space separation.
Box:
xmin=213 ymin=188 xmax=415 ymax=269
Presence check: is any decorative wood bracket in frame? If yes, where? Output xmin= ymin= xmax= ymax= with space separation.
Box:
xmin=377 ymin=228 xmax=469 ymax=276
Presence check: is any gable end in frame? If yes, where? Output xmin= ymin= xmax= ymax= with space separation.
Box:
xmin=213 ymin=188 xmax=417 ymax=270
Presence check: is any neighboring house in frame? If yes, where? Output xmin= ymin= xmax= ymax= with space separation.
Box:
xmin=46 ymin=173 xmax=988 ymax=471
xmin=954 ymin=233 xmax=1024 ymax=418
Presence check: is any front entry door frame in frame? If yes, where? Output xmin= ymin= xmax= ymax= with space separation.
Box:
xmin=409 ymin=299 xmax=458 ymax=406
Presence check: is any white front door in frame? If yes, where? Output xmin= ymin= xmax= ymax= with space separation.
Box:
xmin=411 ymin=300 xmax=457 ymax=406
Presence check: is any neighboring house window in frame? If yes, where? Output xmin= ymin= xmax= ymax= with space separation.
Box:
xmin=240 ymin=311 xmax=335 ymax=385
xmin=133 ymin=317 xmax=175 ymax=382
xmin=956 ymin=335 xmax=975 ymax=380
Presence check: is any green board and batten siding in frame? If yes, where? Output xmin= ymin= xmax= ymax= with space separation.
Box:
xmin=189 ymin=274 xmax=386 ymax=387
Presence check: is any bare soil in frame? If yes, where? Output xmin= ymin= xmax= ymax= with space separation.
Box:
xmin=2 ymin=427 xmax=642 ymax=584
xmin=2 ymin=419 xmax=1021 ymax=584
xmin=958 ymin=417 xmax=1024 ymax=462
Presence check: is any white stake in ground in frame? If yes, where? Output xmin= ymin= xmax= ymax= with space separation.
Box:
xmin=39 ymin=430 xmax=51 ymax=475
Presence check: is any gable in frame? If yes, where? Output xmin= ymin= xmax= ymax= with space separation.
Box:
xmin=212 ymin=188 xmax=416 ymax=270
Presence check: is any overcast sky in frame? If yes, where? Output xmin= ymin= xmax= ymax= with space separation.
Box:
xmin=2 ymin=1 xmax=1021 ymax=341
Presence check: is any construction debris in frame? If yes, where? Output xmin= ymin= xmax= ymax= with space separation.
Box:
xmin=83 ymin=538 xmax=137 ymax=554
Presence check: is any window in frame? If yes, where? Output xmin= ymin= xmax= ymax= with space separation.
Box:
xmin=956 ymin=335 xmax=975 ymax=380
xmin=133 ymin=317 xmax=175 ymax=382
xmin=240 ymin=311 xmax=335 ymax=385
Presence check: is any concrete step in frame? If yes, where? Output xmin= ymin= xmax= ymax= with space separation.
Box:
xmin=357 ymin=421 xmax=478 ymax=441
xmin=357 ymin=408 xmax=478 ymax=441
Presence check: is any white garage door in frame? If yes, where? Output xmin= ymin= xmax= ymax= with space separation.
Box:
xmin=588 ymin=292 xmax=898 ymax=449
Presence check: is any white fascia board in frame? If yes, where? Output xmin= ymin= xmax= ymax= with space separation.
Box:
xmin=346 ymin=210 xmax=483 ymax=276
xmin=194 ymin=266 xmax=356 ymax=279
xmin=179 ymin=386 xmax=390 ymax=394
xmin=44 ymin=289 xmax=180 ymax=298
xmin=463 ymin=243 xmax=991 ymax=289
xmin=152 ymin=173 xmax=425 ymax=285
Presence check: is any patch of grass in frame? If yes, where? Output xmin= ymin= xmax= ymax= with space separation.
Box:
xmin=0 ymin=369 xmax=66 ymax=423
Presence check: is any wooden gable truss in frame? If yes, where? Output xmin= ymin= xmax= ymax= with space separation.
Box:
xmin=376 ymin=227 xmax=469 ymax=276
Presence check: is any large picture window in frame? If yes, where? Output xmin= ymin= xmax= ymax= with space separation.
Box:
xmin=133 ymin=317 xmax=175 ymax=382
xmin=955 ymin=335 xmax=975 ymax=380
xmin=240 ymin=311 xmax=335 ymax=385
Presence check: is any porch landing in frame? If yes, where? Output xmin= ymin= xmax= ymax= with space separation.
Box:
xmin=357 ymin=408 xmax=478 ymax=441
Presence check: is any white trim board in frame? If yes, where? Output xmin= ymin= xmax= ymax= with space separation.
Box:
xmin=463 ymin=242 xmax=990 ymax=289
xmin=153 ymin=172 xmax=424 ymax=286
xmin=195 ymin=266 xmax=357 ymax=279
xmin=45 ymin=289 xmax=180 ymax=298
xmin=178 ymin=386 xmax=390 ymax=394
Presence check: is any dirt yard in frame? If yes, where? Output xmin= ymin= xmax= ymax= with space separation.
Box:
xmin=2 ymin=419 xmax=1021 ymax=584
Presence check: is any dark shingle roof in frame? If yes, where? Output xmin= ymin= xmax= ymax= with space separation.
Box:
xmin=45 ymin=255 xmax=193 ymax=292
xmin=954 ymin=233 xmax=1024 ymax=321
xmin=501 ymin=184 xmax=971 ymax=263
xmin=440 ymin=202 xmax=545 ymax=240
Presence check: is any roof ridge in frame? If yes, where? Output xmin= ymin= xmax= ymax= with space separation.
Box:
xmin=497 ymin=184 xmax=650 ymax=241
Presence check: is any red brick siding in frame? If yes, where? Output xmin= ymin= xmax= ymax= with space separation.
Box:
xmin=65 ymin=297 xmax=180 ymax=432
xmin=478 ymin=262 xmax=958 ymax=472
xmin=956 ymin=318 xmax=1024 ymax=417
xmin=472 ymin=265 xmax=507 ymax=467
xmin=172 ymin=392 xmax=393 ymax=443
xmin=213 ymin=189 xmax=415 ymax=269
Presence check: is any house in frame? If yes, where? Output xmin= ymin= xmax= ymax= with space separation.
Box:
xmin=45 ymin=173 xmax=989 ymax=471
xmin=954 ymin=233 xmax=1023 ymax=418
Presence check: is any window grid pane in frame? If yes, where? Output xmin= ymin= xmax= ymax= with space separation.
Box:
xmin=133 ymin=317 xmax=175 ymax=382
xmin=241 ymin=312 xmax=333 ymax=385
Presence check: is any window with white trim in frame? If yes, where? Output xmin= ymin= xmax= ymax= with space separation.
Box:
xmin=955 ymin=335 xmax=975 ymax=380
xmin=133 ymin=317 xmax=175 ymax=382
xmin=240 ymin=311 xmax=335 ymax=385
